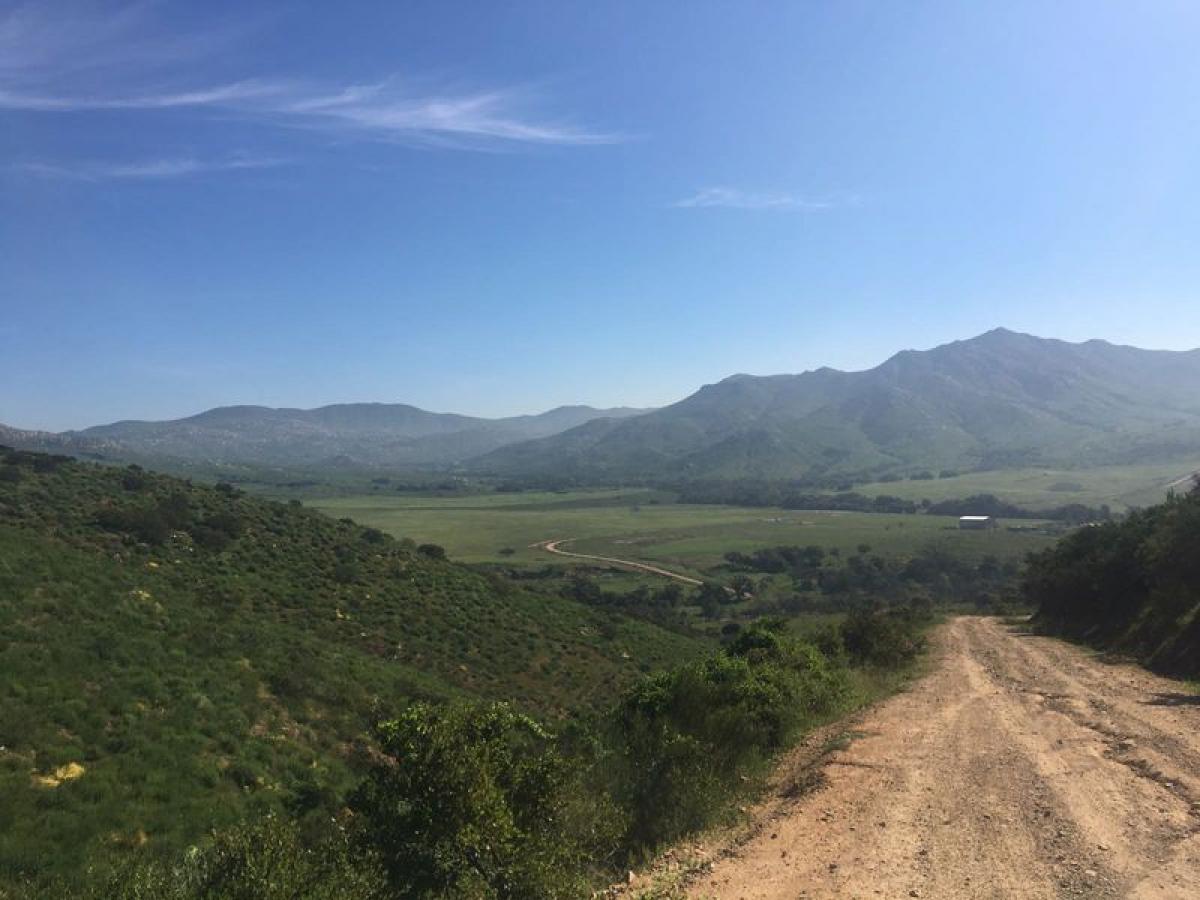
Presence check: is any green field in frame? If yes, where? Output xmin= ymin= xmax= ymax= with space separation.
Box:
xmin=852 ymin=460 xmax=1200 ymax=512
xmin=310 ymin=489 xmax=1058 ymax=581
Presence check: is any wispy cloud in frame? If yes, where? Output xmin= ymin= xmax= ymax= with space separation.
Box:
xmin=0 ymin=79 xmax=617 ymax=146
xmin=15 ymin=155 xmax=288 ymax=180
xmin=673 ymin=187 xmax=839 ymax=210
xmin=265 ymin=81 xmax=617 ymax=146
xmin=0 ymin=3 xmax=617 ymax=149
xmin=0 ymin=80 xmax=284 ymax=112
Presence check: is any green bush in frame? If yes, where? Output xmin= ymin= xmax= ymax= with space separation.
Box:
xmin=352 ymin=702 xmax=604 ymax=899
xmin=841 ymin=607 xmax=926 ymax=668
xmin=1027 ymin=484 xmax=1200 ymax=675
xmin=29 ymin=816 xmax=388 ymax=900
xmin=607 ymin=620 xmax=849 ymax=852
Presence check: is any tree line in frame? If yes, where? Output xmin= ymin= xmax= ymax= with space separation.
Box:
xmin=676 ymin=480 xmax=1112 ymax=523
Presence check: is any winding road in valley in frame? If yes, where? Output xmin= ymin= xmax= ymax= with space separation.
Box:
xmin=674 ymin=617 xmax=1200 ymax=899
xmin=531 ymin=538 xmax=705 ymax=586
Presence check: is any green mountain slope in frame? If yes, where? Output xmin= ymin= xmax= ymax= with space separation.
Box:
xmin=473 ymin=329 xmax=1200 ymax=482
xmin=0 ymin=449 xmax=703 ymax=883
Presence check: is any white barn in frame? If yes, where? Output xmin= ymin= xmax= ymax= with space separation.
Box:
xmin=958 ymin=515 xmax=997 ymax=530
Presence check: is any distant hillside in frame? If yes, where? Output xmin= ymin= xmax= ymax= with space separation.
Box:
xmin=1 ymin=403 xmax=649 ymax=470
xmin=0 ymin=448 xmax=702 ymax=883
xmin=473 ymin=329 xmax=1200 ymax=483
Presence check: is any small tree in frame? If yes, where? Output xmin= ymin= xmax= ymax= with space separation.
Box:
xmin=352 ymin=702 xmax=606 ymax=899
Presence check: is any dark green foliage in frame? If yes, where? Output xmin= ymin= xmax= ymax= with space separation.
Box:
xmin=561 ymin=577 xmax=693 ymax=632
xmin=725 ymin=542 xmax=1019 ymax=610
xmin=685 ymin=482 xmax=1111 ymax=522
xmin=349 ymin=619 xmax=872 ymax=891
xmin=926 ymin=493 xmax=1110 ymax=524
xmin=416 ymin=543 xmax=446 ymax=560
xmin=725 ymin=544 xmax=826 ymax=574
xmin=352 ymin=703 xmax=605 ymax=899
xmin=8 ymin=816 xmax=387 ymax=900
xmin=680 ymin=482 xmax=922 ymax=512
xmin=841 ymin=607 xmax=927 ymax=668
xmin=1027 ymin=483 xmax=1200 ymax=675
xmin=605 ymin=620 xmax=850 ymax=852
xmin=121 ymin=467 xmax=147 ymax=492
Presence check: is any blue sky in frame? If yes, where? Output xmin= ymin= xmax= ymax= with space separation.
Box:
xmin=3 ymin=1 xmax=1200 ymax=430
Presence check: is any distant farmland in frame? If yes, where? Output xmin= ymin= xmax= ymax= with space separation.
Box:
xmin=849 ymin=460 xmax=1200 ymax=512
xmin=310 ymin=489 xmax=1057 ymax=580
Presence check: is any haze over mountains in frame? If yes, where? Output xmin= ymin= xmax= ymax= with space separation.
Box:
xmin=476 ymin=329 xmax=1200 ymax=482
xmin=0 ymin=404 xmax=649 ymax=469
xmin=6 ymin=329 xmax=1200 ymax=481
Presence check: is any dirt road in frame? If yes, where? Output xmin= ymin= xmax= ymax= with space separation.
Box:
xmin=685 ymin=618 xmax=1200 ymax=899
xmin=531 ymin=538 xmax=705 ymax=586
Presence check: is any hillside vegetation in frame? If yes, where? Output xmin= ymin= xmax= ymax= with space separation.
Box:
xmin=8 ymin=611 xmax=928 ymax=899
xmin=0 ymin=449 xmax=703 ymax=885
xmin=476 ymin=329 xmax=1200 ymax=483
xmin=1026 ymin=480 xmax=1200 ymax=676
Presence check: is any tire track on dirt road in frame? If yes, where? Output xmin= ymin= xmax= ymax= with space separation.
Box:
xmin=679 ymin=618 xmax=1200 ymax=899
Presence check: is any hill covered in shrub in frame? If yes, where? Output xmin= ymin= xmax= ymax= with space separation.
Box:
xmin=0 ymin=449 xmax=705 ymax=886
xmin=1026 ymin=480 xmax=1200 ymax=675
xmin=11 ymin=613 xmax=927 ymax=899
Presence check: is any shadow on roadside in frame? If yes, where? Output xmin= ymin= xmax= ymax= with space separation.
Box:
xmin=1144 ymin=692 xmax=1200 ymax=707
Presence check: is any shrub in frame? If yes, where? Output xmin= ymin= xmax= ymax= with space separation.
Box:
xmin=841 ymin=607 xmax=924 ymax=668
xmin=95 ymin=505 xmax=171 ymax=545
xmin=352 ymin=702 xmax=602 ymax=899
xmin=120 ymin=470 xmax=146 ymax=491
xmin=606 ymin=620 xmax=849 ymax=852
xmin=1027 ymin=485 xmax=1200 ymax=675
xmin=69 ymin=815 xmax=386 ymax=900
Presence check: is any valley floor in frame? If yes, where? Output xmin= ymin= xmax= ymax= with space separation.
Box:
xmin=680 ymin=618 xmax=1200 ymax=899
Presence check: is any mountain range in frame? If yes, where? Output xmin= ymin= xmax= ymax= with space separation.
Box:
xmin=473 ymin=329 xmax=1200 ymax=482
xmin=6 ymin=329 xmax=1200 ymax=482
xmin=0 ymin=403 xmax=648 ymax=469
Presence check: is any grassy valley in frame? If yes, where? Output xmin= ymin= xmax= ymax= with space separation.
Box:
xmin=309 ymin=489 xmax=1055 ymax=573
